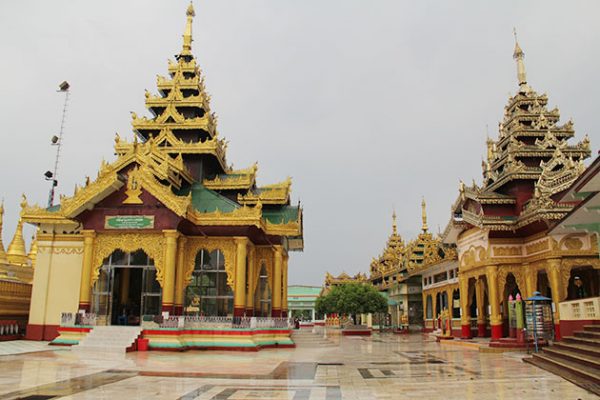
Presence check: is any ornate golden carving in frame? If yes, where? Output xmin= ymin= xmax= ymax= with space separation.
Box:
xmin=123 ymin=166 xmax=143 ymax=204
xmin=563 ymin=237 xmax=584 ymax=250
xmin=183 ymin=237 xmax=236 ymax=288
xmin=493 ymin=246 xmax=522 ymax=257
xmin=525 ymin=239 xmax=548 ymax=255
xmin=92 ymin=233 xmax=165 ymax=287
xmin=255 ymin=247 xmax=274 ymax=292
xmin=38 ymin=246 xmax=83 ymax=255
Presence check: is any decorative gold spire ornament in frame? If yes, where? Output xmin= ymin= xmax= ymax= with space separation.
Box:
xmin=123 ymin=166 xmax=144 ymax=204
xmin=513 ymin=28 xmax=529 ymax=93
xmin=421 ymin=197 xmax=428 ymax=233
xmin=7 ymin=195 xmax=29 ymax=265
xmin=0 ymin=200 xmax=7 ymax=264
xmin=28 ymin=233 xmax=38 ymax=268
xmin=182 ymin=2 xmax=195 ymax=56
xmin=392 ymin=209 xmax=398 ymax=235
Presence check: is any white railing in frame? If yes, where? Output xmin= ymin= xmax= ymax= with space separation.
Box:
xmin=60 ymin=312 xmax=293 ymax=330
xmin=559 ymin=297 xmax=600 ymax=321
xmin=160 ymin=316 xmax=292 ymax=329
xmin=61 ymin=312 xmax=97 ymax=326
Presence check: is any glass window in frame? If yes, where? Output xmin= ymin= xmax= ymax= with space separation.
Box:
xmin=110 ymin=250 xmax=128 ymax=266
xmin=254 ymin=263 xmax=271 ymax=317
xmin=184 ymin=249 xmax=232 ymax=316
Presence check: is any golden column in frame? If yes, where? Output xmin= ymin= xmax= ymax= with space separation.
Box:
xmin=174 ymin=237 xmax=187 ymax=315
xmin=234 ymin=238 xmax=248 ymax=317
xmin=272 ymin=245 xmax=283 ymax=317
xmin=459 ymin=276 xmax=471 ymax=338
xmin=475 ymin=277 xmax=486 ymax=337
xmin=486 ymin=266 xmax=503 ymax=339
xmin=546 ymin=258 xmax=564 ymax=339
xmin=162 ymin=230 xmax=179 ymax=314
xmin=78 ymin=230 xmax=96 ymax=312
xmin=245 ymin=246 xmax=256 ymax=315
xmin=282 ymin=253 xmax=289 ymax=317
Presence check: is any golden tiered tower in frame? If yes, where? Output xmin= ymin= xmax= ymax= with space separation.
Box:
xmin=444 ymin=36 xmax=597 ymax=340
xmin=0 ymin=201 xmax=7 ymax=264
xmin=6 ymin=196 xmax=29 ymax=266
xmin=17 ymin=3 xmax=303 ymax=342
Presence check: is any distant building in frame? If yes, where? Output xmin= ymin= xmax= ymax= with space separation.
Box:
xmin=287 ymin=285 xmax=321 ymax=320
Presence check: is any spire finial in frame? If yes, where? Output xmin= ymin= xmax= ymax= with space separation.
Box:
xmin=181 ymin=2 xmax=195 ymax=56
xmin=392 ymin=208 xmax=397 ymax=235
xmin=512 ymin=28 xmax=528 ymax=92
xmin=421 ymin=197 xmax=428 ymax=233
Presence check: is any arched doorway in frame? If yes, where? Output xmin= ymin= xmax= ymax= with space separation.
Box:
xmin=502 ymin=273 xmax=521 ymax=337
xmin=92 ymin=249 xmax=161 ymax=325
xmin=184 ymin=249 xmax=233 ymax=316
xmin=567 ymin=266 xmax=599 ymax=300
xmin=254 ymin=263 xmax=271 ymax=317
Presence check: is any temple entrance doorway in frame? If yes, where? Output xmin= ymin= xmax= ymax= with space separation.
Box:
xmin=92 ymin=250 xmax=162 ymax=326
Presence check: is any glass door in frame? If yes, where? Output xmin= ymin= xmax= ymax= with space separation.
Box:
xmin=141 ymin=267 xmax=162 ymax=318
xmin=92 ymin=265 xmax=113 ymax=325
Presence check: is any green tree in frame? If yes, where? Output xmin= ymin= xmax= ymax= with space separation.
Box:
xmin=316 ymin=283 xmax=387 ymax=325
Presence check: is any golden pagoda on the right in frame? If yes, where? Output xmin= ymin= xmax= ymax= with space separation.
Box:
xmin=443 ymin=35 xmax=598 ymax=340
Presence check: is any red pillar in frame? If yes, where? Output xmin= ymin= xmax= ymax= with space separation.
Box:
xmin=554 ymin=323 xmax=561 ymax=341
xmin=491 ymin=323 xmax=503 ymax=340
xmin=461 ymin=324 xmax=472 ymax=339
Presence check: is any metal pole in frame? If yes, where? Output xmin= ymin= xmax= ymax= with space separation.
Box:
xmin=48 ymin=88 xmax=70 ymax=207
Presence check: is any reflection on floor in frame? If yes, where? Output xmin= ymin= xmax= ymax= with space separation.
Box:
xmin=0 ymin=331 xmax=597 ymax=399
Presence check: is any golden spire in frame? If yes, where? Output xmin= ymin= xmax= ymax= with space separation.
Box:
xmin=181 ymin=2 xmax=195 ymax=56
xmin=7 ymin=195 xmax=29 ymax=266
xmin=28 ymin=232 xmax=38 ymax=268
xmin=421 ymin=197 xmax=428 ymax=233
xmin=392 ymin=209 xmax=397 ymax=235
xmin=0 ymin=200 xmax=7 ymax=264
xmin=513 ymin=28 xmax=529 ymax=93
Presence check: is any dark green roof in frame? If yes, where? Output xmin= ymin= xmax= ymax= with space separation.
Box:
xmin=262 ymin=206 xmax=299 ymax=224
xmin=190 ymin=183 xmax=239 ymax=213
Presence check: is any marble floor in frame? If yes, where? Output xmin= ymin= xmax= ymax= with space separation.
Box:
xmin=0 ymin=331 xmax=596 ymax=399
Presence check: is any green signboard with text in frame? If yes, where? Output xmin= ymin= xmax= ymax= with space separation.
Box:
xmin=104 ymin=215 xmax=155 ymax=230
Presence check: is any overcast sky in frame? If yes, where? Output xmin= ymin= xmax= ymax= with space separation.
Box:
xmin=1 ymin=1 xmax=599 ymax=286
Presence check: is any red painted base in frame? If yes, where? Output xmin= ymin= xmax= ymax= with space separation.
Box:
xmin=161 ymin=304 xmax=174 ymax=314
xmin=461 ymin=324 xmax=472 ymax=339
xmin=25 ymin=324 xmax=59 ymax=341
xmin=245 ymin=309 xmax=254 ymax=317
xmin=341 ymin=329 xmax=372 ymax=336
xmin=233 ymin=307 xmax=245 ymax=317
xmin=477 ymin=323 xmax=486 ymax=337
xmin=554 ymin=323 xmax=561 ymax=341
xmin=173 ymin=306 xmax=183 ymax=316
xmin=491 ymin=323 xmax=503 ymax=340
xmin=271 ymin=309 xmax=282 ymax=318
xmin=516 ymin=328 xmax=525 ymax=344
xmin=281 ymin=311 xmax=288 ymax=318
xmin=509 ymin=327 xmax=516 ymax=339
xmin=78 ymin=303 xmax=90 ymax=312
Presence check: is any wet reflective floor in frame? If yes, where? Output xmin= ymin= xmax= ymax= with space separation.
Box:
xmin=0 ymin=332 xmax=596 ymax=399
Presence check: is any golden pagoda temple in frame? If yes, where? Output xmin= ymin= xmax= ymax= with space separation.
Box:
xmin=0 ymin=199 xmax=35 ymax=329
xmin=369 ymin=211 xmax=405 ymax=290
xmin=443 ymin=36 xmax=598 ymax=340
xmin=18 ymin=3 xmax=303 ymax=342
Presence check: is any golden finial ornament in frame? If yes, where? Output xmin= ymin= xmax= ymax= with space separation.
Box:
xmin=7 ymin=195 xmax=29 ymax=265
xmin=182 ymin=2 xmax=195 ymax=56
xmin=28 ymin=233 xmax=38 ymax=268
xmin=392 ymin=209 xmax=397 ymax=235
xmin=513 ymin=28 xmax=529 ymax=93
xmin=421 ymin=197 xmax=428 ymax=233
xmin=0 ymin=199 xmax=7 ymax=264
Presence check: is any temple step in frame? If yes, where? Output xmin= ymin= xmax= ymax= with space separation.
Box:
xmin=72 ymin=326 xmax=142 ymax=355
xmin=524 ymin=353 xmax=600 ymax=396
xmin=523 ymin=324 xmax=600 ymax=396
xmin=583 ymin=325 xmax=600 ymax=333
xmin=553 ymin=342 xmax=600 ymax=359
xmin=574 ymin=330 xmax=600 ymax=340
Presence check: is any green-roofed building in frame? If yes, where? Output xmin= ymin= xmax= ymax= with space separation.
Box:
xmin=288 ymin=285 xmax=322 ymax=321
